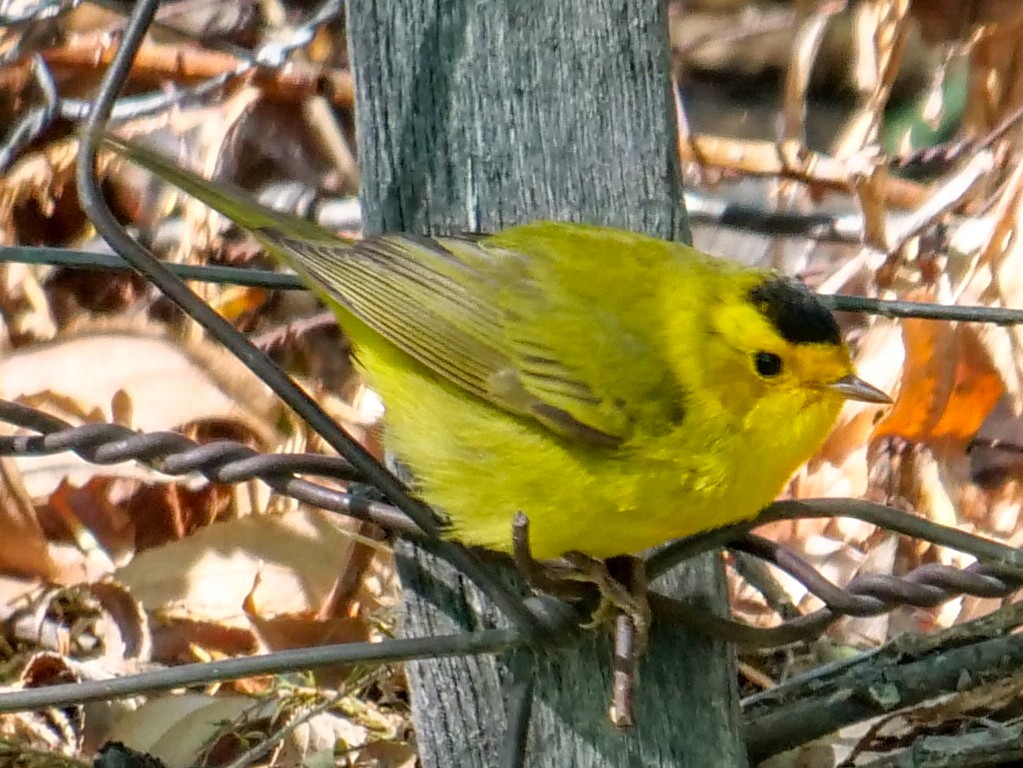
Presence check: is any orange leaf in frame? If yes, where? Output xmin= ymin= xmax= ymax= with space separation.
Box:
xmin=209 ymin=285 xmax=268 ymax=321
xmin=872 ymin=316 xmax=957 ymax=443
xmin=873 ymin=320 xmax=1003 ymax=446
xmin=928 ymin=325 xmax=1004 ymax=442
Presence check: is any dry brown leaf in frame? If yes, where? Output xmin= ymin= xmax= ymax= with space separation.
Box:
xmin=103 ymin=695 xmax=259 ymax=768
xmin=0 ymin=652 xmax=84 ymax=756
xmin=115 ymin=508 xmax=365 ymax=627
xmin=0 ymin=317 xmax=280 ymax=437
xmin=0 ymin=318 xmax=284 ymax=500
xmin=0 ymin=139 xmax=81 ymax=244
xmin=149 ymin=618 xmax=257 ymax=665
xmin=41 ymin=479 xmax=130 ymax=568
xmin=873 ymin=315 xmax=956 ymax=442
xmin=928 ymin=326 xmax=1005 ymax=444
xmin=247 ymin=613 xmax=372 ymax=654
xmin=970 ymin=322 xmax=1023 ymax=411
xmin=24 ymin=465 xmax=237 ymax=578
xmin=963 ymin=11 xmax=1023 ymax=135
xmin=279 ymin=710 xmax=375 ymax=767
xmin=206 ymin=285 xmax=270 ymax=322
xmin=88 ymin=580 xmax=152 ymax=663
xmin=247 ymin=614 xmax=370 ymax=687
xmin=350 ymin=740 xmax=418 ymax=768
xmin=911 ymin=0 xmax=1022 ymax=45
xmin=105 ymin=694 xmax=374 ymax=768
xmin=832 ymin=0 xmax=912 ymax=157
xmin=0 ymin=456 xmax=55 ymax=579
xmin=0 ymin=262 xmax=57 ymax=342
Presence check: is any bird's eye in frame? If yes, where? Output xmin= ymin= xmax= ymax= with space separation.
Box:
xmin=754 ymin=351 xmax=783 ymax=377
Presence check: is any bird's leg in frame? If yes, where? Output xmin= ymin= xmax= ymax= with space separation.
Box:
xmin=611 ymin=609 xmax=639 ymax=727
xmin=608 ymin=555 xmax=648 ymax=727
xmin=561 ymin=553 xmax=650 ymax=728
xmin=510 ymin=514 xmax=649 ymax=727
xmin=511 ymin=513 xmax=650 ymax=642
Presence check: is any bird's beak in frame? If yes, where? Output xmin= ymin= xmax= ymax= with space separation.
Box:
xmin=827 ymin=374 xmax=892 ymax=404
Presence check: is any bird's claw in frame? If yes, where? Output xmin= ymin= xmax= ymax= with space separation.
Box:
xmin=562 ymin=552 xmax=651 ymax=655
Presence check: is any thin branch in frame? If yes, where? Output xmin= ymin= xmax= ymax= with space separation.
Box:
xmin=743 ymin=602 xmax=1023 ymax=762
xmin=35 ymin=32 xmax=354 ymax=108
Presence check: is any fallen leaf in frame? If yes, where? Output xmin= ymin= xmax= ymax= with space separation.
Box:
xmin=115 ymin=508 xmax=366 ymax=626
xmin=873 ymin=320 xmax=1003 ymax=449
xmin=103 ymin=695 xmax=258 ymax=768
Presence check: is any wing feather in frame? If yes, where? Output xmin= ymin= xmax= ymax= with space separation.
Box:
xmin=258 ymin=227 xmax=685 ymax=446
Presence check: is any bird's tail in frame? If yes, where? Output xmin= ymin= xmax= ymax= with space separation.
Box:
xmin=99 ymin=133 xmax=348 ymax=245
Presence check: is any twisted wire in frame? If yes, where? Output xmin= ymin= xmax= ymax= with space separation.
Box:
xmin=0 ymin=400 xmax=421 ymax=538
xmin=2 ymin=398 xmax=1020 ymax=650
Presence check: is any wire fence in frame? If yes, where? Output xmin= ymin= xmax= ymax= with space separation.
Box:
xmin=3 ymin=396 xmax=1022 ymax=650
xmin=2 ymin=0 xmax=1023 ymax=766
xmin=2 ymin=388 xmax=1023 ymax=763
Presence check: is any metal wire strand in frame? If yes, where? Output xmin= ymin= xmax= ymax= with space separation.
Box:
xmin=0 ymin=399 xmax=423 ymax=535
xmin=648 ymin=498 xmax=1023 ymax=580
xmin=500 ymin=652 xmax=536 ymax=768
xmin=653 ymin=542 xmax=1020 ymax=649
xmin=0 ymin=628 xmax=522 ymax=714
xmin=9 ymin=244 xmax=1023 ymax=327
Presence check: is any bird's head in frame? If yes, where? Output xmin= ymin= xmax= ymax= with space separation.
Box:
xmin=675 ymin=271 xmax=890 ymax=431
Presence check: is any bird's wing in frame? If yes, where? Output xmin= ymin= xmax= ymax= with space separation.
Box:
xmin=98 ymin=136 xmax=686 ymax=446
xmin=259 ymin=228 xmax=685 ymax=447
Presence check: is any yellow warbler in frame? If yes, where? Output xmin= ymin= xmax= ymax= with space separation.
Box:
xmin=104 ymin=136 xmax=889 ymax=559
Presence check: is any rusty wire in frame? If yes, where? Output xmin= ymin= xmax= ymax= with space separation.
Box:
xmin=2 ymin=396 xmax=1020 ymax=653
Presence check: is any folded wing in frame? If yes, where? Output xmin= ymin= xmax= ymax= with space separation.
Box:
xmin=259 ymin=225 xmax=686 ymax=447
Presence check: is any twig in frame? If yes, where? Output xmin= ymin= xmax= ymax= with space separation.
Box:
xmin=743 ymin=602 xmax=1023 ymax=763
xmin=782 ymin=1 xmax=846 ymax=147
xmin=856 ymin=719 xmax=1023 ymax=767
xmin=220 ymin=691 xmax=344 ymax=768
xmin=679 ymin=134 xmax=929 ymax=209
xmin=675 ymin=6 xmax=796 ymax=58
xmin=35 ymin=32 xmax=354 ymax=108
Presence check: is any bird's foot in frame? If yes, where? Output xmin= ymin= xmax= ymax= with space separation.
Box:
xmin=562 ymin=552 xmax=650 ymax=655
xmin=562 ymin=552 xmax=649 ymax=728
xmin=510 ymin=513 xmax=648 ymax=727
xmin=511 ymin=512 xmax=590 ymax=600
xmin=510 ymin=512 xmax=650 ymax=646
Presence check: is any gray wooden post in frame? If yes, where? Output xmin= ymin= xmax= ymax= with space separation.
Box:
xmin=346 ymin=2 xmax=748 ymax=765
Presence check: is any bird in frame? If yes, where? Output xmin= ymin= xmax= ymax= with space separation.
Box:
xmin=102 ymin=135 xmax=891 ymax=563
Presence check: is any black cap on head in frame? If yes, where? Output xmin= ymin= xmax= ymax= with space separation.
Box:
xmin=748 ymin=276 xmax=841 ymax=346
